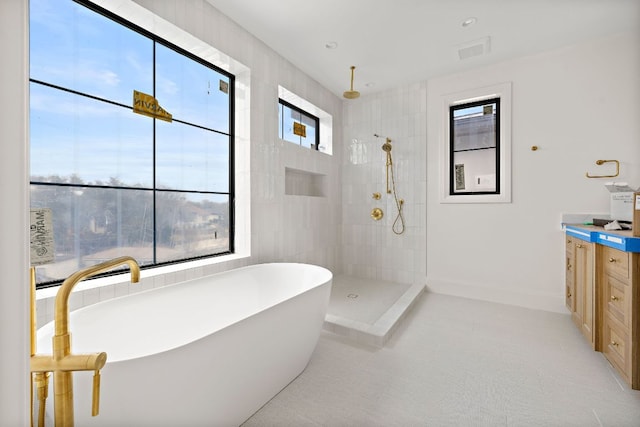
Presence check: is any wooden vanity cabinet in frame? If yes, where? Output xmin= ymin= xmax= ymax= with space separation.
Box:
xmin=565 ymin=235 xmax=596 ymax=348
xmin=599 ymin=246 xmax=639 ymax=388
xmin=565 ymin=224 xmax=640 ymax=389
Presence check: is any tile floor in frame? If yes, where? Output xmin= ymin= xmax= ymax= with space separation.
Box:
xmin=242 ymin=292 xmax=640 ymax=426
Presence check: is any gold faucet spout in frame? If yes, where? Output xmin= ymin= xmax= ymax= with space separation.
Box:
xmin=55 ymin=256 xmax=140 ymax=337
xmin=36 ymin=256 xmax=140 ymax=426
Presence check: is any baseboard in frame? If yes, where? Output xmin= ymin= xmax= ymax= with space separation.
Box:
xmin=425 ymin=276 xmax=567 ymax=314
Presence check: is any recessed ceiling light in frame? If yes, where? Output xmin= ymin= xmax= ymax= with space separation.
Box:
xmin=325 ymin=41 xmax=338 ymax=49
xmin=462 ymin=17 xmax=477 ymax=27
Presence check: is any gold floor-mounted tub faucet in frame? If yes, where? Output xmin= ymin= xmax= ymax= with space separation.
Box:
xmin=30 ymin=256 xmax=140 ymax=427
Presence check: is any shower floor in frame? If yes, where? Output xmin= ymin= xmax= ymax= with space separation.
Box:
xmin=323 ymin=275 xmax=424 ymax=347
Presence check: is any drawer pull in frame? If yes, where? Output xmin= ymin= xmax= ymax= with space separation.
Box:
xmin=576 ymin=244 xmax=583 ymax=248
xmin=611 ymin=295 xmax=619 ymax=301
xmin=611 ymin=341 xmax=619 ymax=347
xmin=608 ymin=257 xmax=616 ymax=263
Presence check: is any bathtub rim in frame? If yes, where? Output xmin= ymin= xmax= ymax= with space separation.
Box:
xmin=36 ymin=262 xmax=333 ymax=363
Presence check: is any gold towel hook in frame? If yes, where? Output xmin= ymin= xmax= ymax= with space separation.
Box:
xmin=585 ymin=159 xmax=619 ymax=178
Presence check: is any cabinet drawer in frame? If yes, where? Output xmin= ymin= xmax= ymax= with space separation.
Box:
xmin=602 ymin=315 xmax=631 ymax=383
xmin=601 ymin=246 xmax=630 ymax=281
xmin=603 ymin=273 xmax=631 ymax=328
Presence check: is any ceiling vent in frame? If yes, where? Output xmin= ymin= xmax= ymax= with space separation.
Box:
xmin=457 ymin=36 xmax=491 ymax=60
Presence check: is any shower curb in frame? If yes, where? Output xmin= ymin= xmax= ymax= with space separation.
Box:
xmin=323 ymin=282 xmax=425 ymax=347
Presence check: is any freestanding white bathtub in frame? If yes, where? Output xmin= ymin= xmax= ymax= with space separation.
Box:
xmin=37 ymin=263 xmax=332 ymax=426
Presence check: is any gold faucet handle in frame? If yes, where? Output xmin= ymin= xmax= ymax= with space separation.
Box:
xmin=92 ymin=369 xmax=101 ymax=416
xmin=91 ymin=352 xmax=107 ymax=417
xmin=34 ymin=372 xmax=50 ymax=427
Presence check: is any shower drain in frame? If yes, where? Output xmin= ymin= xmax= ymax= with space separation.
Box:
xmin=347 ymin=293 xmax=359 ymax=299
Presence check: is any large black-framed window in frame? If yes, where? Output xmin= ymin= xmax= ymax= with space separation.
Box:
xmin=278 ymin=99 xmax=320 ymax=150
xmin=29 ymin=0 xmax=235 ymax=288
xmin=449 ymin=97 xmax=500 ymax=195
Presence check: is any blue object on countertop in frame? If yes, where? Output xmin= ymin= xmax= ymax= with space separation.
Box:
xmin=565 ymin=224 xmax=640 ymax=253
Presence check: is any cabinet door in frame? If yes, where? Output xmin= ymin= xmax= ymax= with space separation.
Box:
xmin=576 ymin=242 xmax=595 ymax=346
xmin=565 ymin=236 xmax=575 ymax=312
xmin=565 ymin=234 xmax=596 ymax=349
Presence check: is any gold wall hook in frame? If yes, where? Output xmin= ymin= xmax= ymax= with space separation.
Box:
xmin=586 ymin=159 xmax=619 ymax=178
xmin=372 ymin=192 xmax=381 ymax=200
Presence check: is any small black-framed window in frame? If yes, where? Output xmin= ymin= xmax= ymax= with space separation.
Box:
xmin=278 ymin=99 xmax=320 ymax=150
xmin=449 ymin=97 xmax=500 ymax=195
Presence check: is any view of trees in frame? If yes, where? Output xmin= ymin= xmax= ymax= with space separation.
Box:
xmin=31 ymin=175 xmax=229 ymax=285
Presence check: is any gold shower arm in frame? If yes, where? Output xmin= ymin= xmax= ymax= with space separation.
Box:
xmin=585 ymin=159 xmax=619 ymax=178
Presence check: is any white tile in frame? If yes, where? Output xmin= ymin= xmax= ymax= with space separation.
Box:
xmin=114 ymin=282 xmax=129 ymax=298
xmin=82 ymin=288 xmax=99 ymax=307
xmin=244 ymin=293 xmax=640 ymax=427
xmin=99 ymin=284 xmax=115 ymax=302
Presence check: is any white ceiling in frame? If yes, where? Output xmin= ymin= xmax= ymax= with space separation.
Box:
xmin=204 ymin=0 xmax=639 ymax=98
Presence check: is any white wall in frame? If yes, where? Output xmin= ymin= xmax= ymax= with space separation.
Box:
xmin=0 ymin=1 xmax=30 ymax=425
xmin=426 ymin=31 xmax=640 ymax=312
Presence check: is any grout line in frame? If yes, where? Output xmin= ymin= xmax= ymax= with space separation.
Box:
xmin=591 ymin=408 xmax=604 ymax=427
xmin=608 ymin=368 xmax=626 ymax=392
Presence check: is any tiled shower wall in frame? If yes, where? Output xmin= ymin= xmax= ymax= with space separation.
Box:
xmin=341 ymin=84 xmax=427 ymax=286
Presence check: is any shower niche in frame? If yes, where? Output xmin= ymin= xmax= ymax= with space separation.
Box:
xmin=284 ymin=167 xmax=326 ymax=197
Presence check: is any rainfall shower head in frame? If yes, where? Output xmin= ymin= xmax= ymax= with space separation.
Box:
xmin=343 ymin=66 xmax=360 ymax=99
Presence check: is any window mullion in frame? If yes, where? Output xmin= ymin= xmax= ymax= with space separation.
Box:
xmin=152 ymin=40 xmax=158 ymax=265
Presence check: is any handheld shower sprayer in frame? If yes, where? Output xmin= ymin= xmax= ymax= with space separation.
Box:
xmin=373 ymin=134 xmax=405 ymax=234
xmin=374 ymin=134 xmax=393 ymax=152
xmin=374 ymin=134 xmax=394 ymax=189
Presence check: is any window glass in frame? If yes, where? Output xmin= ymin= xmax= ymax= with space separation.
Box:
xmin=155 ymin=43 xmax=230 ymax=132
xmin=30 ymin=83 xmax=154 ymax=187
xmin=155 ymin=192 xmax=230 ymax=263
xmin=449 ymin=98 xmax=500 ymax=195
xmin=300 ymin=113 xmax=318 ymax=149
xmin=29 ymin=0 xmax=234 ymax=288
xmin=156 ymin=121 xmax=229 ymax=192
xmin=278 ymin=100 xmax=319 ymax=149
xmin=30 ymin=185 xmax=155 ymax=282
xmin=30 ymin=0 xmax=153 ymax=105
